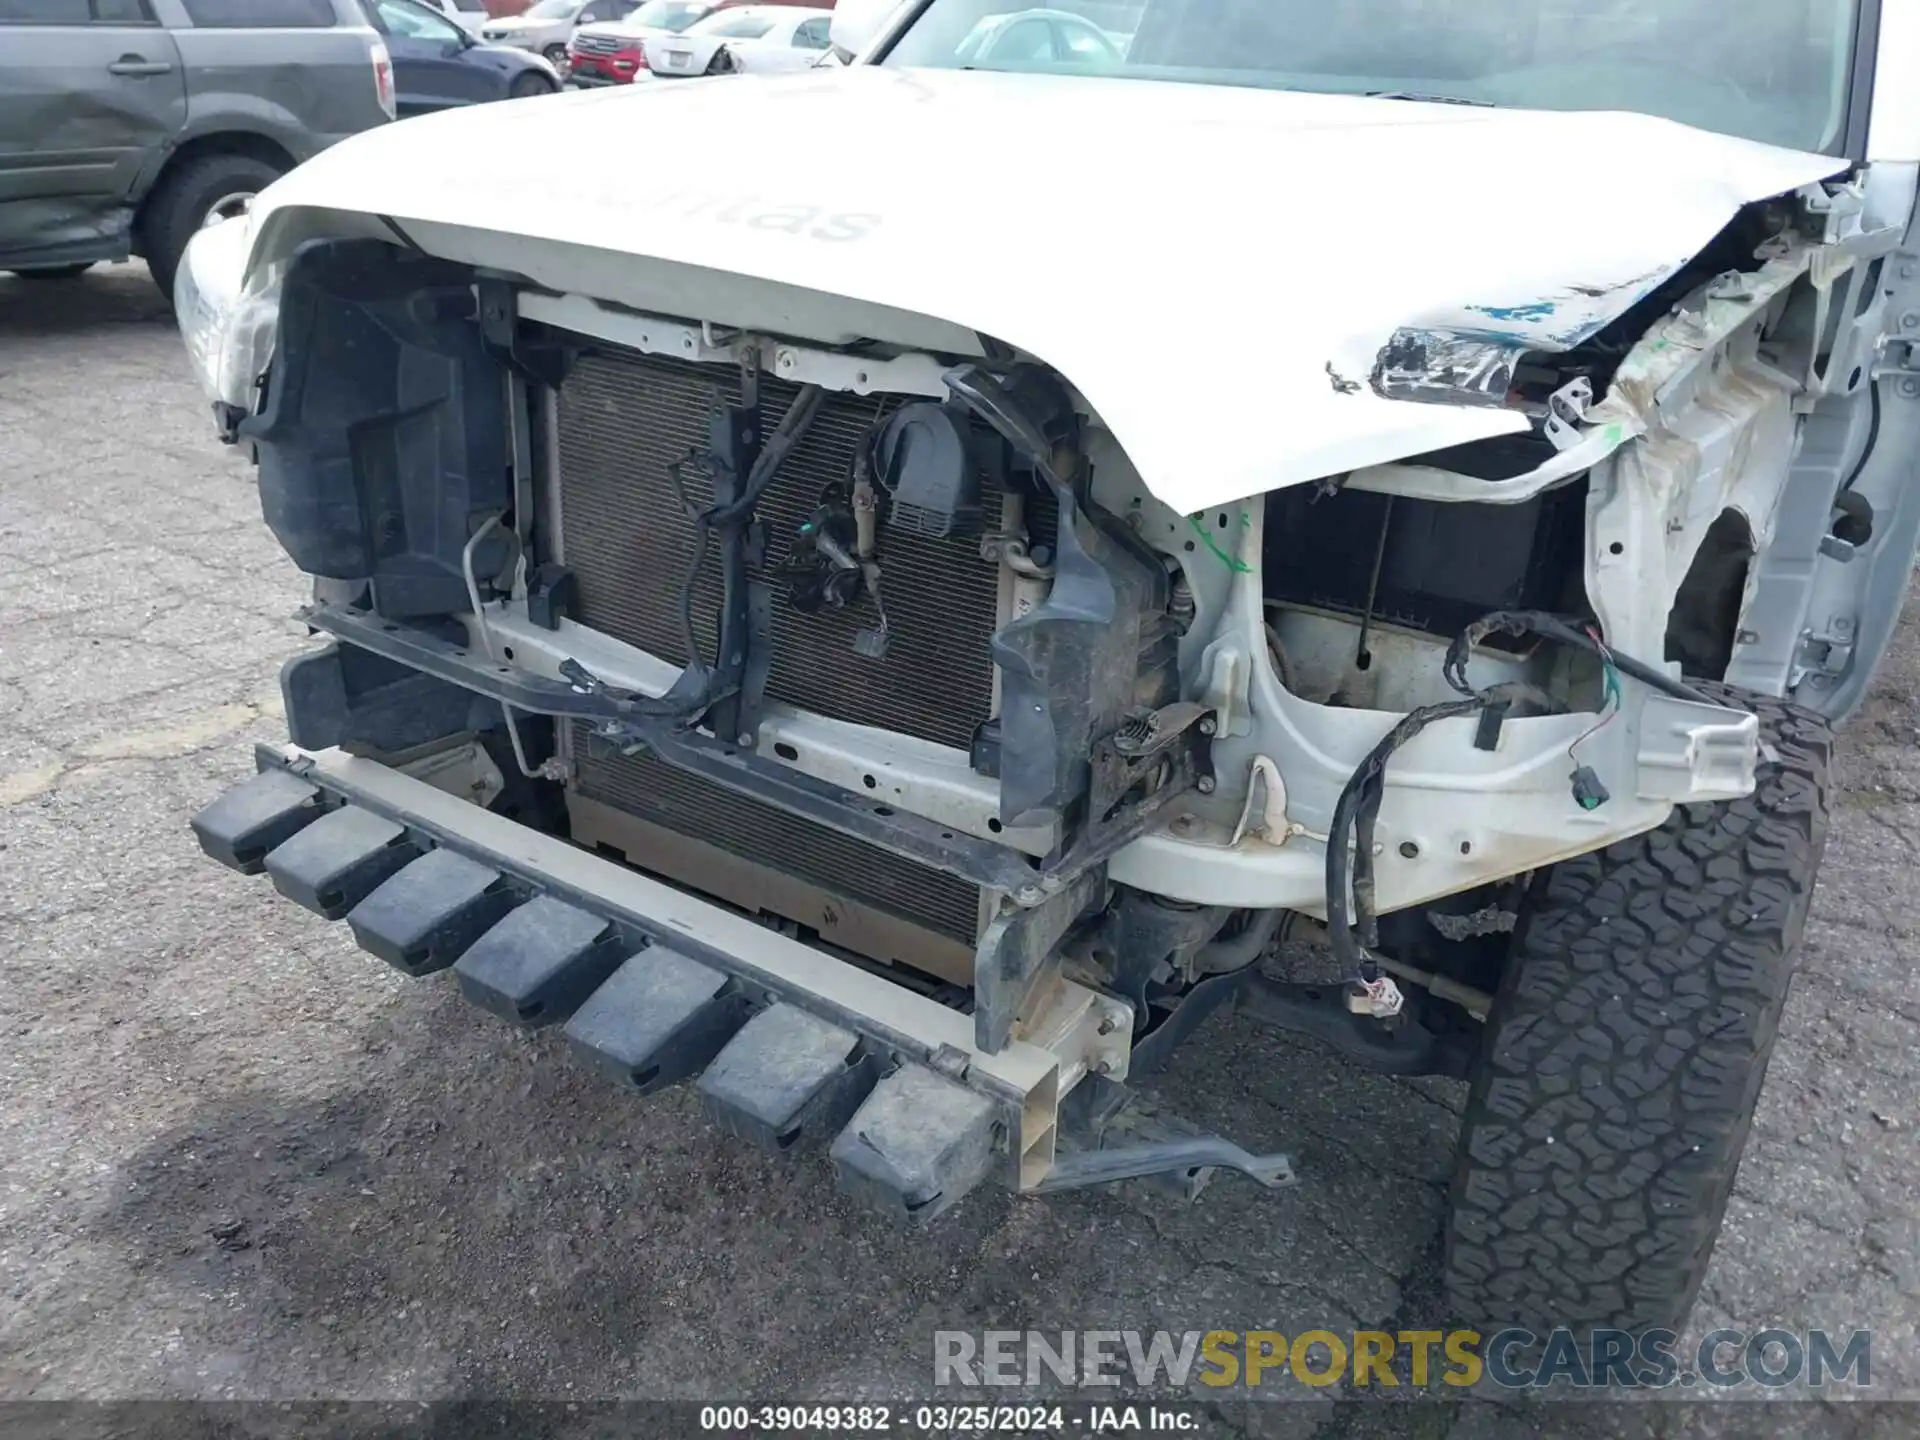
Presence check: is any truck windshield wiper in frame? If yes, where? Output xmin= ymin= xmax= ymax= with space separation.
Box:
xmin=1364 ymin=89 xmax=1495 ymax=107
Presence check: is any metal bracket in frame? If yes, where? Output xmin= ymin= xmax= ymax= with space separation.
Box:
xmin=1632 ymin=693 xmax=1762 ymax=803
xmin=1875 ymin=335 xmax=1920 ymax=381
xmin=1032 ymin=1136 xmax=1296 ymax=1194
xmin=698 ymin=397 xmax=762 ymax=747
xmin=1088 ymin=701 xmax=1214 ymax=825
xmin=1129 ymin=965 xmax=1476 ymax=1080
xmin=299 ymin=602 xmax=1045 ymax=895
xmin=1542 ymin=375 xmax=1593 ymax=452
xmin=475 ymin=276 xmax=574 ymax=391
xmin=733 ymin=582 xmax=775 ymax=748
xmin=974 ymin=868 xmax=1106 ymax=1055
xmin=1044 ymin=1076 xmax=1296 ymax=1196
xmin=1800 ymin=178 xmax=1866 ymax=246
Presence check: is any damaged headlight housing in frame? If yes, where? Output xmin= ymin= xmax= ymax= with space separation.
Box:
xmin=175 ymin=208 xmax=284 ymax=423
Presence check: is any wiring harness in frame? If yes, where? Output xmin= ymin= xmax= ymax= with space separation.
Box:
xmin=1324 ymin=608 xmax=1735 ymax=999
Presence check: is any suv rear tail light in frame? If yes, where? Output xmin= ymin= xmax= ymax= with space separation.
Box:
xmin=371 ymin=41 xmax=397 ymax=121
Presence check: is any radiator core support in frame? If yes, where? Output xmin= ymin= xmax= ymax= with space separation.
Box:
xmin=554 ymin=347 xmax=1011 ymax=977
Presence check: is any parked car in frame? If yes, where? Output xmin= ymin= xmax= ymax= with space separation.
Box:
xmin=643 ymin=4 xmax=833 ymax=79
xmin=360 ymin=0 xmax=562 ymax=109
xmin=480 ymin=0 xmax=639 ymax=66
xmin=412 ymin=0 xmax=493 ymax=35
xmin=954 ymin=7 xmax=1123 ymax=67
xmin=564 ymin=0 xmax=713 ymax=85
xmin=0 ymin=0 xmax=393 ymax=298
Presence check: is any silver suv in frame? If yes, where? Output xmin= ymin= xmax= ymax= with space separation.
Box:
xmin=0 ymin=0 xmax=394 ymax=299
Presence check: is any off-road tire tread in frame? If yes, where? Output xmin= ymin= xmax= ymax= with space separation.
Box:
xmin=1443 ymin=684 xmax=1833 ymax=1334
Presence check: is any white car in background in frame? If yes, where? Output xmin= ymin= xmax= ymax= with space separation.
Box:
xmin=482 ymin=0 xmax=641 ymax=66
xmin=955 ymin=8 xmax=1125 ymax=67
xmin=412 ymin=0 xmax=491 ymax=36
xmin=566 ymin=0 xmax=718 ymax=84
xmin=645 ymin=5 xmax=834 ymax=78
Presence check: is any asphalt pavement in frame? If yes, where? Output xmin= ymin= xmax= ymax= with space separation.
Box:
xmin=0 ymin=265 xmax=1915 ymax=1437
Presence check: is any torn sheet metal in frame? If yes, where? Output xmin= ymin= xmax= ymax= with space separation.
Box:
xmin=230 ymin=67 xmax=1848 ymax=514
xmin=1345 ymin=222 xmax=1888 ymax=505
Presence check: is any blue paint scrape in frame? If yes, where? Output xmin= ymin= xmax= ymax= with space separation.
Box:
xmin=1467 ymin=301 xmax=1561 ymax=323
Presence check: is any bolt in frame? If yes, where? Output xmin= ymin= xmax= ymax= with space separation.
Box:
xmin=1902 ymin=378 xmax=1920 ymax=401
xmin=1040 ymin=874 xmax=1064 ymax=893
xmin=1096 ymin=1017 xmax=1116 ymax=1037
xmin=1015 ymin=885 xmax=1043 ymax=905
xmin=1834 ymin=617 xmax=1854 ymax=635
xmin=1092 ymin=1060 xmax=1113 ymax=1077
xmin=737 ymin=733 xmax=754 ymax=747
xmin=1904 ymin=313 xmax=1920 ymax=330
xmin=1197 ymin=716 xmax=1217 ymax=737
xmin=1196 ymin=775 xmax=1216 ymax=794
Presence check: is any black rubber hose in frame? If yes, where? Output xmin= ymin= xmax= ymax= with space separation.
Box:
xmin=1191 ymin=908 xmax=1287 ymax=977
xmin=1445 ymin=609 xmax=1720 ymax=707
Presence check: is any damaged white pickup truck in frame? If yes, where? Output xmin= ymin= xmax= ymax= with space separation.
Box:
xmin=178 ymin=0 xmax=1920 ymax=1336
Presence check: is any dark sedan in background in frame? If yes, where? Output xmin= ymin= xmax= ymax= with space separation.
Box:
xmin=361 ymin=0 xmax=562 ymax=111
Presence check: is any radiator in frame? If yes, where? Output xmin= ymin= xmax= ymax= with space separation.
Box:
xmin=555 ymin=348 xmax=1002 ymax=961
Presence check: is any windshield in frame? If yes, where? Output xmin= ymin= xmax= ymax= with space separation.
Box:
xmin=882 ymin=0 xmax=1860 ymax=152
xmin=631 ymin=0 xmax=708 ymax=27
xmin=524 ymin=0 xmax=582 ymax=18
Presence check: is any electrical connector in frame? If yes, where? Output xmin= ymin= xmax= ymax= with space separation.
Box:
xmin=1570 ymin=765 xmax=1611 ymax=811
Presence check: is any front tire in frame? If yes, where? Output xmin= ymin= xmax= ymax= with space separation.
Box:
xmin=137 ymin=153 xmax=285 ymax=303
xmin=1444 ymin=686 xmax=1833 ymax=1336
xmin=511 ymin=71 xmax=557 ymax=98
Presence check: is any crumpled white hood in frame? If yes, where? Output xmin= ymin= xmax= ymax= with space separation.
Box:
xmin=244 ymin=68 xmax=1845 ymax=514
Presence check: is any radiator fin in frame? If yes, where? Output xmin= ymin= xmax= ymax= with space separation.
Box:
xmin=556 ymin=348 xmax=1000 ymax=952
xmin=571 ymin=732 xmax=982 ymax=946
xmin=558 ymin=349 xmax=1001 ymax=751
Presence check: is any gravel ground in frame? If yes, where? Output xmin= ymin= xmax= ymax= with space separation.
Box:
xmin=0 ymin=265 xmax=1915 ymax=1437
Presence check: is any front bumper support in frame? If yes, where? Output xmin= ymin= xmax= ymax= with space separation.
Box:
xmin=190 ymin=744 xmax=1295 ymax=1216
xmin=194 ymin=744 xmax=1070 ymax=1216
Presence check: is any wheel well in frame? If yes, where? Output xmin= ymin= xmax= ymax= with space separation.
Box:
xmin=136 ymin=133 xmax=298 ymax=232
xmin=1664 ymin=507 xmax=1756 ymax=681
